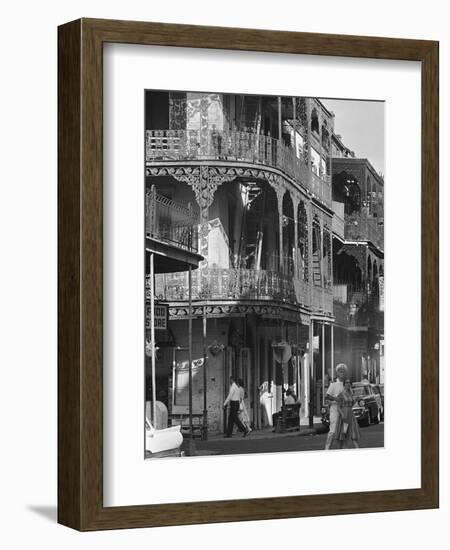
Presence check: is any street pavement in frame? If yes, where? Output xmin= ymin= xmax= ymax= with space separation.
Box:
xmin=183 ymin=422 xmax=384 ymax=456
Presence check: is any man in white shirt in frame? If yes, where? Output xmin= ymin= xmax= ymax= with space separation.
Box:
xmin=224 ymin=376 xmax=248 ymax=438
xmin=324 ymin=363 xmax=347 ymax=450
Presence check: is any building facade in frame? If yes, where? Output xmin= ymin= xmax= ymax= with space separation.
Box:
xmin=145 ymin=184 xmax=203 ymax=427
xmin=331 ymin=136 xmax=385 ymax=385
xmin=145 ymin=91 xmax=361 ymax=434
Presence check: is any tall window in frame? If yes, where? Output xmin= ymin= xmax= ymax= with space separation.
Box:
xmin=312 ymin=215 xmax=322 ymax=287
xmin=322 ymin=225 xmax=332 ymax=288
xmin=297 ymin=201 xmax=309 ymax=282
xmin=311 ymin=108 xmax=319 ymax=134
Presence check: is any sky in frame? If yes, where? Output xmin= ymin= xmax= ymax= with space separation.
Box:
xmin=321 ymin=98 xmax=385 ymax=176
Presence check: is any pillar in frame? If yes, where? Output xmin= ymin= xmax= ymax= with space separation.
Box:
xmin=292 ymin=195 xmax=299 ymax=278
xmin=277 ymin=187 xmax=285 ymax=273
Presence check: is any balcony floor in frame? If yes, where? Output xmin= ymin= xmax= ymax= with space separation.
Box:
xmin=146 ymin=237 xmax=203 ymax=273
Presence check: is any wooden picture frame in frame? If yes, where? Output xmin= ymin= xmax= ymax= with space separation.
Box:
xmin=58 ymin=18 xmax=439 ymax=531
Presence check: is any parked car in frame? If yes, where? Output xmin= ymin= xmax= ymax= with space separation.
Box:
xmin=145 ymin=418 xmax=183 ymax=458
xmin=351 ymin=381 xmax=383 ymax=425
xmin=320 ymin=380 xmax=383 ymax=428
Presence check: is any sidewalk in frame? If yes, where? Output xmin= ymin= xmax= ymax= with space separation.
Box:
xmin=204 ymin=416 xmax=325 ymax=442
xmin=181 ymin=417 xmax=329 ymax=456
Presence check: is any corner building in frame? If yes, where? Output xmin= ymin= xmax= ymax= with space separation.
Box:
xmin=331 ymin=134 xmax=384 ymax=385
xmin=145 ymin=92 xmax=338 ymax=434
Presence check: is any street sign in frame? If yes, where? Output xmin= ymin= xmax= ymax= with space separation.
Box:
xmin=146 ymin=303 xmax=168 ymax=330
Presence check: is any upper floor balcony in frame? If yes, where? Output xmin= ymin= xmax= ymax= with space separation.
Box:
xmin=332 ymin=201 xmax=345 ymax=239
xmin=145 ymin=187 xmax=203 ymax=273
xmin=345 ymin=213 xmax=384 ymax=252
xmin=153 ymin=267 xmax=333 ymax=316
xmin=146 ymin=129 xmax=332 ymax=208
xmin=333 ymin=285 xmax=383 ymax=330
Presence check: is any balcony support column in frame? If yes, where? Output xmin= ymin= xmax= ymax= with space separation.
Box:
xmin=329 ymin=226 xmax=334 ymax=290
xmin=149 ymin=252 xmax=157 ymax=426
xmin=308 ymin=319 xmax=314 ymax=428
xmin=321 ymin=322 xmax=326 ymax=406
xmin=276 ymin=186 xmax=285 ymax=273
xmin=307 ymin=203 xmax=313 ymax=297
xmin=293 ymin=217 xmax=299 ymax=279
xmin=292 ymin=195 xmax=300 ymax=279
xmin=305 ymin=99 xmax=312 ymax=188
xmin=202 ymin=305 xmax=208 ymax=440
xmin=331 ymin=323 xmax=335 ymax=380
xmin=292 ymin=97 xmax=297 ymax=156
xmin=277 ymin=96 xmax=282 ymax=141
xmin=187 ymin=265 xmax=196 ymax=455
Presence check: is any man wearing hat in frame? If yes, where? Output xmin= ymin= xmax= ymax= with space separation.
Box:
xmin=324 ymin=363 xmax=347 ymax=450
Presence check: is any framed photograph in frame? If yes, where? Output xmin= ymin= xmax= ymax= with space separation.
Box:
xmin=58 ymin=18 xmax=439 ymax=531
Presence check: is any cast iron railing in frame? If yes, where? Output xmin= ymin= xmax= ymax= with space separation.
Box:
xmin=145 ymin=187 xmax=199 ymax=253
xmin=145 ymin=129 xmax=332 ymax=207
xmin=345 ymin=213 xmax=384 ymax=251
xmin=153 ymin=267 xmax=333 ymax=315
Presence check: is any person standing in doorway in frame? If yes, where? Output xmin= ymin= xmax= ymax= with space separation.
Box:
xmin=324 ymin=363 xmax=347 ymax=450
xmin=224 ymin=376 xmax=249 ymax=438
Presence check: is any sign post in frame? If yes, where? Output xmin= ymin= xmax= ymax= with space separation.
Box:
xmin=150 ymin=253 xmax=156 ymax=426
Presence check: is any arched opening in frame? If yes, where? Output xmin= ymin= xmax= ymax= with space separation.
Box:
xmin=333 ymin=249 xmax=363 ymax=293
xmin=282 ymin=192 xmax=295 ymax=276
xmin=372 ymin=260 xmax=379 ymax=302
xmin=332 ymin=171 xmax=361 ymax=216
xmin=322 ymin=225 xmax=332 ymax=288
xmin=371 ymin=179 xmax=377 ymax=217
xmin=311 ymin=107 xmax=319 ymax=134
xmin=321 ymin=120 xmax=330 ymax=151
xmin=366 ymin=175 xmax=371 ymax=212
xmin=229 ymin=178 xmax=279 ymax=271
xmin=367 ymin=256 xmax=372 ymax=292
xmin=312 ymin=215 xmax=322 ymax=286
xmin=297 ymin=201 xmax=309 ymax=281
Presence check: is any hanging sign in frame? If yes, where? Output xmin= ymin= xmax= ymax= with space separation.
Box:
xmin=145 ymin=303 xmax=168 ymax=330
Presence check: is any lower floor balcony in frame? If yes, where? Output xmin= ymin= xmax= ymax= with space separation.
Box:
xmin=154 ymin=268 xmax=333 ymax=315
xmin=345 ymin=214 xmax=384 ymax=251
xmin=333 ymin=296 xmax=383 ymax=330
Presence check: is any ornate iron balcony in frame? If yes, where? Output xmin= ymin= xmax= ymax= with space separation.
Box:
xmin=152 ymin=267 xmax=333 ymax=315
xmin=145 ymin=187 xmax=199 ymax=253
xmin=345 ymin=213 xmax=384 ymax=251
xmin=146 ymin=129 xmax=332 ymax=207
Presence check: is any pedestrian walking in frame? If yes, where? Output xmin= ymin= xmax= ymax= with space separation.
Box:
xmin=335 ymin=378 xmax=360 ymax=448
xmin=324 ymin=363 xmax=347 ymax=450
xmin=224 ymin=376 xmax=249 ymax=438
xmin=237 ymin=379 xmax=252 ymax=433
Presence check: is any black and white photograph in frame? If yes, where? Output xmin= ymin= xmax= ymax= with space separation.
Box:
xmin=2 ymin=0 xmax=443 ymax=544
xmin=144 ymin=91 xmax=385 ymax=458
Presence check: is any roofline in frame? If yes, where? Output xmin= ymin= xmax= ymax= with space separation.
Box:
xmin=331 ymin=156 xmax=384 ymax=184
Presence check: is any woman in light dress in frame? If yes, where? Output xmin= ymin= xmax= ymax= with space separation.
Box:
xmin=237 ymin=378 xmax=252 ymax=433
xmin=336 ymin=378 xmax=360 ymax=448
